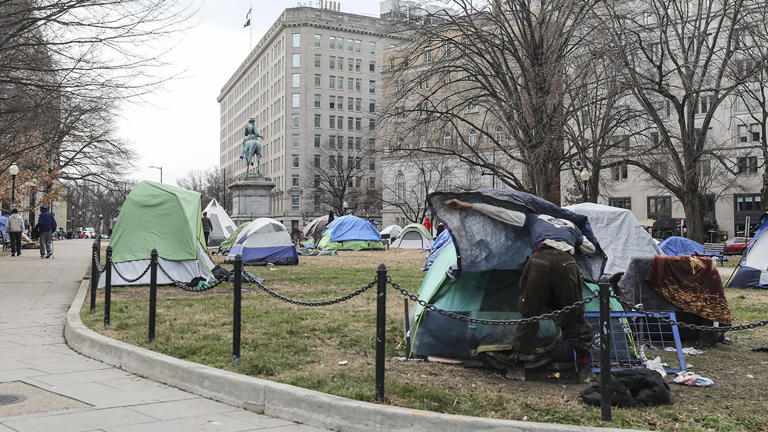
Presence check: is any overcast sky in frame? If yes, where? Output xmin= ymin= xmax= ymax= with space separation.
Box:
xmin=118 ymin=0 xmax=382 ymax=185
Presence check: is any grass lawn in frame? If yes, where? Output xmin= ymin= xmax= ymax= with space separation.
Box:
xmin=81 ymin=249 xmax=768 ymax=431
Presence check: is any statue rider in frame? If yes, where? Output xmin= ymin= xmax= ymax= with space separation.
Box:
xmin=240 ymin=118 xmax=264 ymax=175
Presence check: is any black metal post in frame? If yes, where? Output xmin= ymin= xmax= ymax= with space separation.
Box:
xmin=375 ymin=263 xmax=387 ymax=402
xmin=232 ymin=254 xmax=242 ymax=366
xmin=598 ymin=281 xmax=612 ymax=422
xmin=10 ymin=174 xmax=15 ymax=204
xmin=403 ymin=298 xmax=411 ymax=358
xmin=90 ymin=239 xmax=99 ymax=314
xmin=148 ymin=249 xmax=158 ymax=342
xmin=104 ymin=246 xmax=112 ymax=327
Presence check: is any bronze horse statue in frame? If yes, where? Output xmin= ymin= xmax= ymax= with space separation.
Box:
xmin=240 ymin=118 xmax=264 ymax=174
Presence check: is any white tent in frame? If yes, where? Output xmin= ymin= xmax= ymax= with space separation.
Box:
xmin=390 ymin=224 xmax=433 ymax=250
xmin=380 ymin=225 xmax=402 ymax=238
xmin=226 ymin=218 xmax=298 ymax=265
xmin=565 ymin=202 xmax=663 ymax=274
xmin=728 ymin=213 xmax=768 ymax=288
xmin=203 ymin=199 xmax=237 ymax=246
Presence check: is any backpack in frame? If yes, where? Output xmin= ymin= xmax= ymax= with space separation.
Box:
xmin=31 ymin=224 xmax=40 ymax=240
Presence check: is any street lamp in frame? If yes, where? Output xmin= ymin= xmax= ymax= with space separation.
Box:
xmin=148 ymin=165 xmax=163 ymax=183
xmin=9 ymin=163 xmax=18 ymax=205
xmin=343 ymin=200 xmax=349 ymax=215
xmin=579 ymin=168 xmax=591 ymax=203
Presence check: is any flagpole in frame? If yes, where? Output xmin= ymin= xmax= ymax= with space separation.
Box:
xmin=250 ymin=2 xmax=253 ymax=50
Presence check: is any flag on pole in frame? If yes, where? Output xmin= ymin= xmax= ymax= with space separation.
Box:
xmin=244 ymin=7 xmax=252 ymax=28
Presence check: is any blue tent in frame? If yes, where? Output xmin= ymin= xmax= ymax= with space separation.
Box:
xmin=325 ymin=215 xmax=381 ymax=242
xmin=658 ymin=236 xmax=704 ymax=256
xmin=227 ymin=218 xmax=298 ymax=265
xmin=423 ymin=229 xmax=453 ymax=271
xmin=728 ymin=213 xmax=768 ymax=289
xmin=0 ymin=216 xmax=8 ymax=242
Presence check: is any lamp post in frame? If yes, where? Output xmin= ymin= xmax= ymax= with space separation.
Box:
xmin=148 ymin=165 xmax=163 ymax=183
xmin=343 ymin=200 xmax=349 ymax=215
xmin=579 ymin=168 xmax=591 ymax=203
xmin=9 ymin=163 xmax=18 ymax=205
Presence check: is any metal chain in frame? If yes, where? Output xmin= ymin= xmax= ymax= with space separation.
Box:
xmin=93 ymin=248 xmax=107 ymax=274
xmin=157 ymin=262 xmax=221 ymax=292
xmin=387 ymin=277 xmax=597 ymax=325
xmin=111 ymin=261 xmax=152 ymax=283
xmin=249 ymin=277 xmax=377 ymax=306
xmin=612 ymin=295 xmax=768 ymax=332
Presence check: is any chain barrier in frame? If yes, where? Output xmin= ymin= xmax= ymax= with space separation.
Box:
xmin=248 ymin=277 xmax=377 ymax=307
xmin=387 ymin=276 xmax=597 ymax=325
xmin=157 ymin=262 xmax=223 ymax=292
xmin=110 ymin=261 xmax=152 ymax=283
xmin=611 ymin=294 xmax=768 ymax=332
xmin=93 ymin=248 xmax=107 ymax=274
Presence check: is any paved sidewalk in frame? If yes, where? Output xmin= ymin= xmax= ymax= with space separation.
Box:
xmin=0 ymin=240 xmax=323 ymax=432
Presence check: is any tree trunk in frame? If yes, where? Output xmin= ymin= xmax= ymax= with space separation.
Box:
xmin=681 ymin=189 xmax=705 ymax=243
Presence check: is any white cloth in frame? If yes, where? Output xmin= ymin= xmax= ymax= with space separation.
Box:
xmin=472 ymin=203 xmax=594 ymax=255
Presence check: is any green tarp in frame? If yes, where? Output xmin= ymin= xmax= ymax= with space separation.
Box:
xmin=219 ymin=222 xmax=249 ymax=250
xmin=110 ymin=181 xmax=205 ymax=263
xmin=396 ymin=223 xmax=432 ymax=240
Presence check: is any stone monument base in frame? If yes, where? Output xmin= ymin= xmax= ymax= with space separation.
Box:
xmin=229 ymin=176 xmax=275 ymax=225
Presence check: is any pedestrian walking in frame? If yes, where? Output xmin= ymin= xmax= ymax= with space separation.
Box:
xmin=7 ymin=209 xmax=24 ymax=257
xmin=36 ymin=205 xmax=57 ymax=259
xmin=444 ymin=198 xmax=595 ymax=365
xmin=202 ymin=211 xmax=213 ymax=245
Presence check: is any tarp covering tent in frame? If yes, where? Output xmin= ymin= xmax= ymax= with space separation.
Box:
xmin=303 ymin=215 xmax=329 ymax=243
xmin=219 ymin=223 xmax=248 ymax=251
xmin=423 ymin=228 xmax=453 ymax=271
xmin=410 ymin=189 xmax=608 ymax=359
xmin=227 ymin=218 xmax=298 ymax=265
xmin=658 ymin=236 xmax=703 ymax=256
xmin=391 ymin=223 xmax=433 ymax=250
xmin=565 ymin=202 xmax=664 ymax=274
xmin=317 ymin=215 xmax=384 ymax=251
xmin=380 ymin=224 xmax=402 ymax=238
xmin=203 ymin=199 xmax=237 ymax=246
xmin=102 ymin=181 xmax=214 ymax=287
xmin=0 ymin=216 xmax=7 ymax=243
xmin=728 ymin=213 xmax=768 ymax=288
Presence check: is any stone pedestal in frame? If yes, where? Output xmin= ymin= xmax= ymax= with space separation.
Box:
xmin=229 ymin=175 xmax=275 ymax=225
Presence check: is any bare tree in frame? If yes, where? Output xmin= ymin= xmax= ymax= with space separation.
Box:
xmin=307 ymin=140 xmax=377 ymax=217
xmin=603 ymin=0 xmax=754 ymax=241
xmin=381 ymin=152 xmax=453 ymax=224
xmin=0 ymin=0 xmax=193 ymax=188
xmin=381 ymin=0 xmax=599 ymax=204
xmin=177 ymin=167 xmax=226 ymax=208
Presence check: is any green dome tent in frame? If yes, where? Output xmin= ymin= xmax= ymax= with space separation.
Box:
xmin=101 ymin=181 xmax=215 ymax=287
xmin=390 ymin=223 xmax=433 ymax=249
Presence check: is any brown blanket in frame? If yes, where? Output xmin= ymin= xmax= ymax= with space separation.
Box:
xmin=645 ymin=255 xmax=732 ymax=325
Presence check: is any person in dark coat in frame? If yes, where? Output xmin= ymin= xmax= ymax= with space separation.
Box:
xmin=36 ymin=205 xmax=57 ymax=259
xmin=202 ymin=211 xmax=213 ymax=244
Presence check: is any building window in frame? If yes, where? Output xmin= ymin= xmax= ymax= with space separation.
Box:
xmin=291 ymin=195 xmax=300 ymax=210
xmin=314 ymin=114 xmax=321 ymax=128
xmin=329 ymin=96 xmax=336 ymax=110
xmin=355 ymin=78 xmax=361 ymax=92
xmin=291 ymin=93 xmax=300 ymax=108
xmin=612 ymin=163 xmax=628 ymax=181
xmin=329 ymin=36 xmax=335 ymax=49
xmin=369 ymin=41 xmax=376 ymax=54
xmin=348 ymin=77 xmax=354 ymax=91
xmin=355 ymin=117 xmax=361 ymax=130
xmin=737 ymin=156 xmax=758 ymax=174
xmin=348 ymin=136 xmax=354 ymax=150
xmin=647 ymin=196 xmax=672 ymax=219
xmin=694 ymin=93 xmax=713 ymax=115
xmin=292 ymin=73 xmax=300 ymax=87
xmin=423 ymin=47 xmax=432 ymax=63
xmin=465 ymin=103 xmax=479 ymax=113
xmin=355 ymin=98 xmax=361 ymax=111
xmin=369 ymin=100 xmax=376 ymax=113
xmin=442 ymin=41 xmax=450 ymax=58
xmin=735 ymin=194 xmax=762 ymax=212
xmin=369 ymin=61 xmax=375 ymax=72
xmin=314 ymin=34 xmax=321 ymax=48
xmin=396 ymin=173 xmax=405 ymax=202
xmin=750 ymin=123 xmax=761 ymax=141
xmin=468 ymin=129 xmax=477 ymax=146
xmin=291 ymin=114 xmax=300 ymax=128
xmin=337 ymin=116 xmax=343 ymax=130
xmin=355 ymin=59 xmax=361 ymax=72
xmin=354 ymin=39 xmax=361 ymax=52
xmin=443 ymin=132 xmax=451 ymax=147
xmin=314 ymin=54 xmax=321 ymax=68
xmin=738 ymin=125 xmax=748 ymax=142
xmin=314 ymin=155 xmax=321 ymax=168
xmin=329 ymin=55 xmax=336 ymax=70
xmin=329 ymin=115 xmax=336 ymax=129
xmin=314 ymin=94 xmax=321 ymax=108
xmin=291 ymin=134 xmax=300 ymax=148
xmin=314 ymin=134 xmax=321 ymax=148
xmin=292 ymin=33 xmax=300 ymax=48
xmin=369 ymin=158 xmax=375 ymax=170
xmin=389 ymin=58 xmax=395 ymax=69
xmin=291 ymin=175 xmax=300 ymax=187
xmin=329 ymin=75 xmax=335 ymax=88
xmin=292 ymin=53 xmax=301 ymax=68
xmin=314 ymin=74 xmax=321 ymax=88
xmin=369 ymin=118 xmax=376 ymax=130
xmin=368 ymin=138 xmax=376 ymax=150
xmin=347 ymin=58 xmax=353 ymax=72
xmin=314 ymin=175 xmax=321 ymax=187
xmin=608 ymin=197 xmax=631 ymax=209
xmin=291 ymin=154 xmax=299 ymax=168
xmin=329 ymin=135 xmax=336 ymax=149
xmin=347 ymin=117 xmax=354 ymax=130
xmin=355 ymin=137 xmax=361 ymax=150
xmin=369 ymin=80 xmax=375 ymax=94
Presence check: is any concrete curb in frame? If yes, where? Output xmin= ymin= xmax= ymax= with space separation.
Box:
xmin=64 ymin=278 xmax=643 ymax=432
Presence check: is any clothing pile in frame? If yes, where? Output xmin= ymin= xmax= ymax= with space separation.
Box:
xmin=581 ymin=368 xmax=671 ymax=407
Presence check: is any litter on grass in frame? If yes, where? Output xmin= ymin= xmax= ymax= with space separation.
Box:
xmin=665 ymin=347 xmax=704 ymax=355
xmin=672 ymin=371 xmax=714 ymax=387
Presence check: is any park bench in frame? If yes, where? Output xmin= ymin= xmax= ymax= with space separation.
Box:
xmin=702 ymin=242 xmax=726 ymax=265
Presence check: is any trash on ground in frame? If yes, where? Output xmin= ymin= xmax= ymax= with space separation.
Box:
xmin=665 ymin=347 xmax=704 ymax=355
xmin=426 ymin=355 xmax=462 ymax=364
xmin=645 ymin=356 xmax=667 ymax=377
xmin=752 ymin=347 xmax=768 ymax=352
xmin=672 ymin=371 xmax=714 ymax=387
xmin=746 ymin=374 xmax=754 ymax=379
xmin=337 ymin=360 xmax=348 ymax=365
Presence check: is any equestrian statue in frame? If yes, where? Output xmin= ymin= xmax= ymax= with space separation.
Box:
xmin=240 ymin=118 xmax=264 ymax=175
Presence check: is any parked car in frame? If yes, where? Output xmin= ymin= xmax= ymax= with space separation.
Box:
xmin=724 ymin=237 xmax=751 ymax=255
